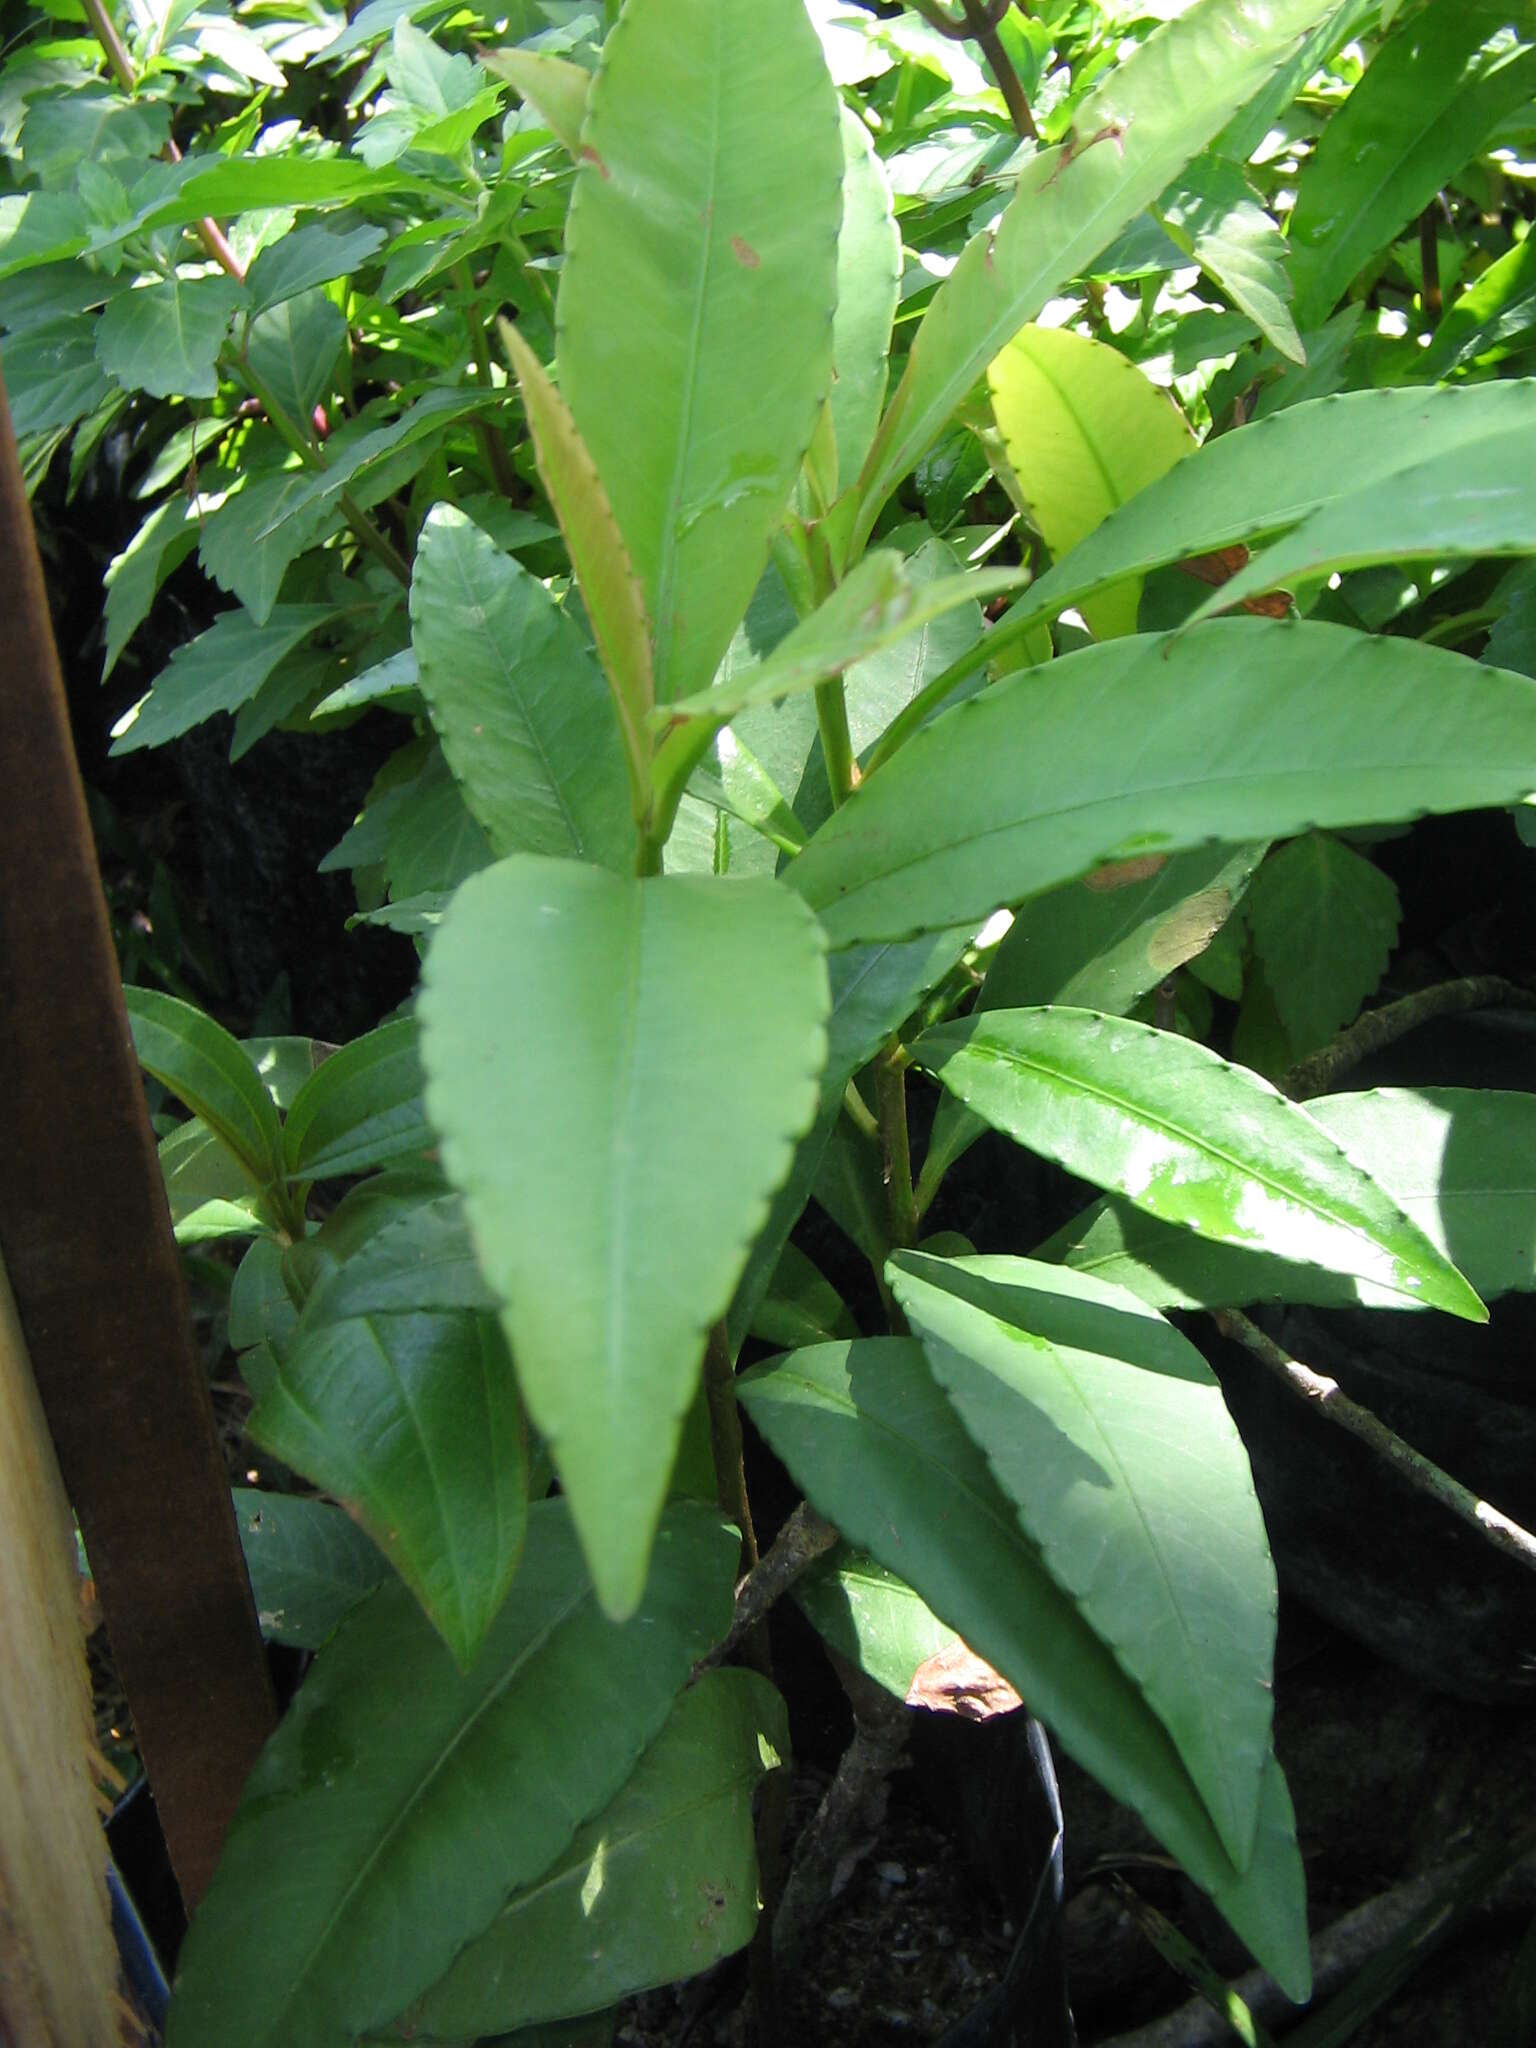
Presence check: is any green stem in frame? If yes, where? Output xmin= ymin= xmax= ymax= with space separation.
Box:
xmin=961 ymin=0 xmax=1039 ymax=141
xmin=875 ymin=1051 xmax=918 ymax=1253
xmin=228 ymin=352 xmax=411 ymax=587
xmin=841 ymin=1078 xmax=880 ymax=1144
xmin=455 ymin=262 xmax=521 ymax=502
xmin=702 ymin=1321 xmax=758 ymax=1569
xmin=862 ymin=607 xmax=1035 ymax=779
xmin=1419 ymin=606 xmax=1500 ymax=648
xmin=813 ymin=677 xmax=857 ymax=808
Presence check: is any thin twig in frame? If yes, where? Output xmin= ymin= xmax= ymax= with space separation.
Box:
xmin=1211 ymin=1309 xmax=1536 ymax=1574
xmin=1283 ymin=975 xmax=1536 ymax=1100
xmin=700 ymin=1501 xmax=840 ymax=1673
xmin=875 ymin=1051 xmax=919 ymax=1254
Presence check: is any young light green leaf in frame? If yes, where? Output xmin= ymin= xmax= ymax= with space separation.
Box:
xmin=909 ymin=1006 xmax=1484 ymax=1320
xmin=282 ymin=1018 xmax=430 ymax=1181
xmin=419 ymin=857 xmax=829 ymax=1618
xmin=854 ymin=0 xmax=1336 ymax=546
xmin=232 ymin=1488 xmax=387 ymax=1649
xmin=502 ymin=322 xmax=654 ymax=797
xmin=125 ymin=987 xmax=286 ymax=1191
xmin=110 ymin=603 xmax=337 ymax=754
xmin=164 ymin=1500 xmax=738 ymax=2048
xmin=737 ymin=1341 xmax=1311 ymax=2000
xmin=398 ymin=1670 xmax=787 ymax=2037
xmin=889 ymin=1251 xmax=1275 ymax=1869
xmin=410 ymin=506 xmax=634 ymax=872
xmin=829 ymin=106 xmax=901 ymax=496
xmin=786 ymin=620 xmax=1536 ymax=949
xmin=248 ymin=1305 xmax=526 ymax=1667
xmin=556 ymin=0 xmax=843 ymax=704
xmin=1045 ymin=1087 xmax=1536 ymax=1315
xmin=1287 ymin=1 xmax=1536 ymax=332
xmin=1156 ymin=154 xmax=1302 ymax=364
xmin=480 ymin=46 xmax=591 ymax=155
xmin=1244 ymin=833 xmax=1399 ymax=1060
xmin=663 ymin=551 xmax=1020 ymax=725
xmin=1002 ymin=382 xmax=1536 ymax=640
xmin=986 ymin=325 xmax=1193 ymax=641
xmin=95 ymin=274 xmax=245 ymax=401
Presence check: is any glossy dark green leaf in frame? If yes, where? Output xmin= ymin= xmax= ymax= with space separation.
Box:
xmin=283 ymin=1019 xmax=430 ymax=1181
xmin=232 ymin=1488 xmax=387 ymax=1649
xmin=164 ymin=1500 xmax=737 ymax=2048
xmin=1244 ymin=833 xmax=1399 ymax=1060
xmin=737 ymin=1342 xmax=1310 ymax=1998
xmin=557 ymin=0 xmax=843 ymax=705
xmin=911 ymin=1006 xmax=1483 ymax=1319
xmin=397 ymin=1671 xmax=787 ymax=2037
xmin=786 ymin=620 xmax=1536 ymax=949
xmin=854 ymin=0 xmax=1335 ymax=542
xmin=890 ymin=1251 xmax=1275 ymax=1868
xmin=410 ymin=506 xmax=633 ymax=871
xmin=248 ymin=1304 xmax=526 ymax=1667
xmin=1287 ymin=1 xmax=1536 ymax=331
xmin=420 ymin=856 xmax=829 ymax=1617
xmin=126 ymin=988 xmax=285 ymax=1191
xmin=305 ymin=1195 xmax=498 ymax=1321
xmin=110 ymin=603 xmax=336 ymax=754
xmin=95 ymin=274 xmax=245 ymax=400
xmin=1047 ymin=1086 xmax=1536 ymax=1314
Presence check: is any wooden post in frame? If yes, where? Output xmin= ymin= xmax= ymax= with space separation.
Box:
xmin=0 ymin=362 xmax=276 ymax=1910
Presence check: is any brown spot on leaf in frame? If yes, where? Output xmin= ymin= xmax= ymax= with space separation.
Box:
xmin=1146 ymin=887 xmax=1233 ymax=974
xmin=730 ymin=235 xmax=760 ymax=269
xmin=579 ymin=144 xmax=610 ymax=179
xmin=907 ymin=1639 xmax=1023 ymax=1720
xmin=1178 ymin=542 xmax=1291 ymax=617
xmin=1084 ymin=854 xmax=1166 ymax=892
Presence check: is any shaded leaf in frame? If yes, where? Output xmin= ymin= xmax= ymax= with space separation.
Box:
xmin=111 ymin=604 xmax=336 ymax=754
xmin=283 ymin=1018 xmax=429 ymax=1181
xmin=232 ymin=1488 xmax=387 ymax=1649
xmin=1244 ymin=833 xmax=1399 ymax=1059
xmin=125 ymin=987 xmax=285 ymax=1190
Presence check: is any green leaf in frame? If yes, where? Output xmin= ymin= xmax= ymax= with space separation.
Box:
xmin=196 ymin=467 xmax=341 ymax=627
xmin=304 ymin=1196 xmax=498 ymax=1321
xmin=157 ymin=1117 xmax=273 ymax=1242
xmin=1244 ymin=833 xmax=1399 ymax=1059
xmin=1415 ymin=232 xmax=1536 ymax=380
xmin=557 ymin=0 xmax=843 ymax=704
xmin=909 ymin=1006 xmax=1484 ymax=1320
xmin=785 ymin=620 xmax=1536 ymax=948
xmin=828 ymin=105 xmax=900 ymax=496
xmin=664 ymin=550 xmax=1019 ymax=725
xmin=480 ymin=46 xmax=591 ymax=155
xmin=164 ymin=1500 xmax=738 ymax=2048
xmin=419 ymin=857 xmax=829 ymax=1617
xmin=248 ymin=1305 xmax=526 ymax=1667
xmin=18 ymin=85 xmax=170 ymax=184
xmin=252 ymin=388 xmax=486 ymax=545
xmin=918 ymin=844 xmax=1264 ymax=1219
xmin=750 ymin=1241 xmax=857 ymax=1351
xmin=103 ymin=495 xmax=198 ymax=678
xmin=1187 ymin=415 xmax=1536 ymax=621
xmin=792 ymin=1548 xmax=961 ymax=1703
xmin=111 ymin=603 xmax=336 ymax=754
xmin=95 ymin=274 xmax=245 ymax=401
xmin=1001 ymin=382 xmax=1536 ymax=639
xmin=737 ymin=1341 xmax=1311 ymax=2000
xmin=1046 ymin=1087 xmax=1536 ymax=1314
xmin=854 ymin=0 xmax=1335 ymax=546
xmin=282 ymin=1019 xmax=430 ymax=1181
xmin=501 ymin=322 xmax=654 ymax=798
xmin=246 ymin=223 xmax=389 ymax=314
xmin=890 ymin=1251 xmax=1275 ymax=1868
xmin=985 ymin=325 xmax=1193 ymax=641
xmin=232 ymin=1488 xmax=387 ymax=1648
xmin=0 ymin=190 xmax=90 ymax=281
xmin=410 ymin=506 xmax=634 ymax=871
xmin=1 ymin=315 xmax=112 ymax=438
xmin=1287 ymin=2 xmax=1536 ymax=332
xmin=822 ymin=926 xmax=975 ymax=1105
xmin=243 ymin=290 xmax=345 ymax=430
xmin=1156 ymin=154 xmax=1302 ymax=364
xmin=398 ymin=1670 xmax=786 ymax=2037
xmin=125 ymin=988 xmax=285 ymax=1191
